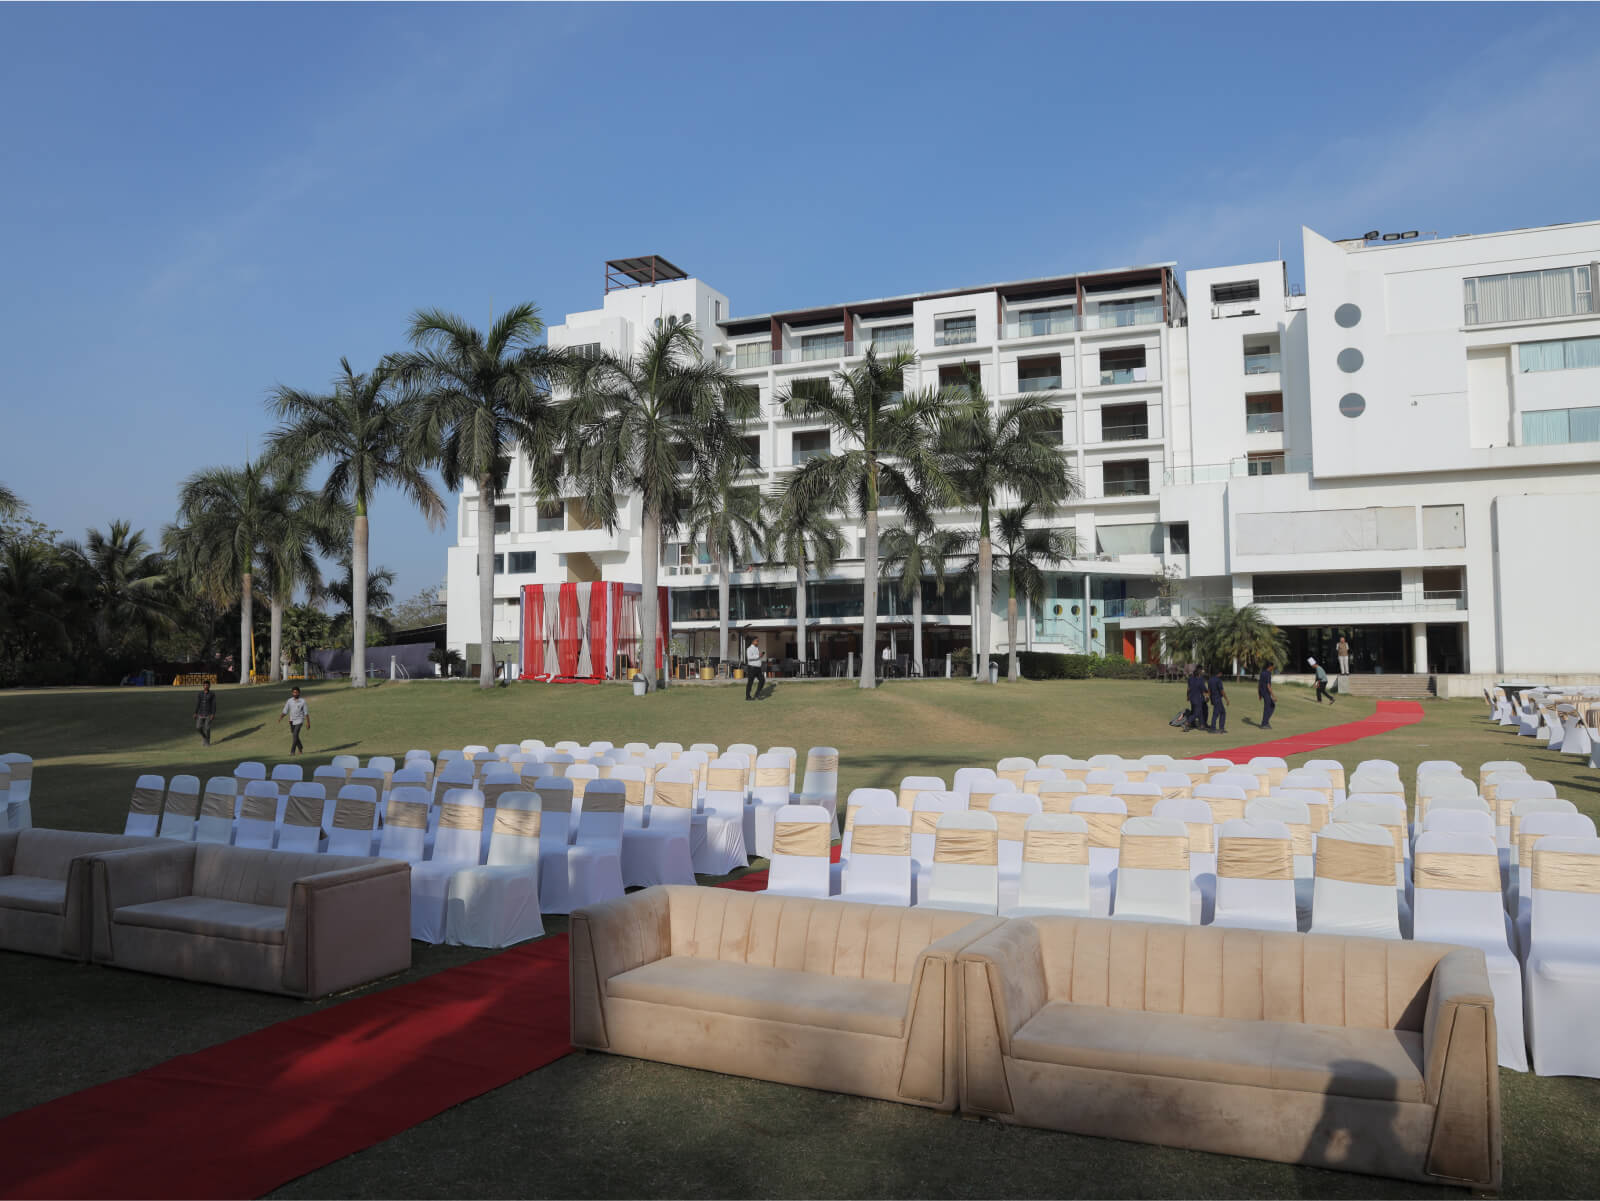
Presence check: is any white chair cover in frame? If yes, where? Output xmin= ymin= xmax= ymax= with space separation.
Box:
xmin=1212 ymin=819 xmax=1298 ymax=932
xmin=1083 ymin=769 xmax=1127 ymax=796
xmin=566 ymin=780 xmax=627 ymax=911
xmin=270 ymin=763 xmax=304 ymax=800
xmin=989 ymin=793 xmax=1043 ymax=909
xmin=623 ymin=768 xmax=697 ymax=889
xmin=445 ymin=792 xmax=545 ymax=948
xmin=839 ymin=808 xmax=912 ymax=906
xmin=1194 ymin=783 xmax=1249 ymax=826
xmin=126 ymin=775 xmax=164 ymax=838
xmin=195 ymin=777 xmax=236 ymax=844
xmin=1524 ymin=836 xmax=1600 ymax=1078
xmin=278 ymin=783 xmax=325 ymax=852
xmin=920 ymin=811 xmax=999 ymax=914
xmin=1310 ymin=822 xmax=1401 ymax=940
xmin=411 ymin=789 xmax=485 ymax=942
xmin=1023 ymin=768 xmax=1069 ymax=796
xmin=693 ymin=760 xmax=749 ymax=876
xmin=898 ymin=775 xmax=947 ymax=810
xmin=532 ymin=779 xmax=575 ymax=911
xmin=749 ymin=753 xmax=793 ymax=857
xmin=953 ymin=766 xmax=999 ymax=800
xmin=996 ymin=757 xmax=1036 ymax=792
xmin=766 ymin=804 xmax=834 ymax=899
xmin=1112 ymin=816 xmax=1193 ymax=925
xmin=1003 ymin=813 xmax=1091 ymax=918
xmin=1513 ymin=812 xmax=1597 ymax=952
xmin=907 ymin=792 xmax=959 ymax=897
xmin=1508 ymin=797 xmax=1580 ymax=909
xmin=1247 ymin=796 xmax=1314 ymax=919
xmin=326 ymin=786 xmax=379 ymax=857
xmin=800 ymin=746 xmax=839 ymax=836
xmin=234 ymin=781 xmax=280 ymax=850
xmin=1071 ymin=795 xmax=1127 ymax=918
xmin=378 ymin=788 xmax=432 ymax=861
xmin=1154 ymin=796 xmax=1216 ymax=923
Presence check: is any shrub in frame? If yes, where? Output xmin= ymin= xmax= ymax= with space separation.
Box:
xmin=952 ymin=646 xmax=972 ymax=671
xmin=1090 ymin=655 xmax=1158 ymax=680
xmin=985 ymin=652 xmax=1154 ymax=680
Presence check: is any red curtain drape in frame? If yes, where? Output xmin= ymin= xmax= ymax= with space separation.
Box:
xmin=520 ymin=585 xmax=544 ymax=680
xmin=588 ymin=581 xmax=609 ymax=678
xmin=556 ymin=583 xmax=581 ymax=678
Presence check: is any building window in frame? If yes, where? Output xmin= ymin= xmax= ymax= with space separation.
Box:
xmin=792 ymin=430 xmax=830 ymax=464
xmin=572 ymin=342 xmax=601 ymax=360
xmin=1020 ymin=405 xmax=1063 ymax=446
xmin=1210 ymin=280 xmax=1260 ymax=305
xmin=740 ymin=435 xmax=762 ymax=471
xmin=1464 ymin=265 xmax=1593 ymax=325
xmin=1094 ymin=297 xmax=1163 ymax=328
xmin=1100 ymin=402 xmax=1148 ymax=441
xmin=935 ymin=315 xmax=977 ymax=347
xmin=1521 ymin=406 xmax=1600 ymax=446
xmin=493 ymin=504 xmax=511 ymax=535
xmin=1099 ymin=346 xmax=1147 ymax=385
xmin=507 ymin=551 xmax=537 ymax=574
xmin=1168 ymin=522 xmax=1190 ymax=555
xmin=1017 ymin=355 xmax=1062 ymax=393
xmin=1102 ymin=460 xmax=1151 ymax=497
xmin=1245 ymin=393 xmax=1284 ymax=434
xmin=1518 ymin=336 xmax=1600 ymax=372
xmin=869 ymin=323 xmax=914 ymax=356
xmin=1096 ymin=523 xmax=1161 ymax=557
xmin=478 ymin=554 xmax=505 ymax=576
xmin=791 ymin=377 xmax=831 ymax=404
xmin=536 ymin=502 xmax=563 ymax=532
xmin=800 ymin=331 xmax=845 ymax=361
xmin=1243 ymin=344 xmax=1281 ymax=374
xmin=1012 ymin=305 xmax=1075 ymax=338
xmin=493 ymin=458 xmax=512 ymax=492
xmin=1247 ymin=452 xmax=1286 ymax=476
xmin=939 ymin=362 xmax=981 ymax=397
xmin=734 ymin=342 xmax=772 ymax=369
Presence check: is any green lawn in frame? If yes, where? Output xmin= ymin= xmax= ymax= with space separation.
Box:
xmin=2 ymin=678 xmax=1597 ymax=1198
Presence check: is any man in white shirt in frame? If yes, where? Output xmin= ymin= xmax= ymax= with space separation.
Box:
xmin=743 ymin=635 xmax=765 ymax=701
xmin=278 ymin=686 xmax=310 ymax=755
xmin=881 ymin=643 xmax=893 ymax=680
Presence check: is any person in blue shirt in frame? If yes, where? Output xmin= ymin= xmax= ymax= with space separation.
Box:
xmin=1207 ymin=669 xmax=1227 ymax=734
xmin=1186 ymin=667 xmax=1208 ymax=731
xmin=1258 ymin=665 xmax=1275 ymax=729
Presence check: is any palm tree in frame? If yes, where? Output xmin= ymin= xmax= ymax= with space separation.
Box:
xmin=684 ymin=455 xmax=765 ymax=667
xmin=62 ymin=521 xmax=173 ymax=657
xmin=267 ymin=358 xmax=445 ymax=688
xmin=879 ymin=519 xmax=971 ymax=678
xmin=0 ymin=482 xmax=20 ymax=518
xmin=169 ymin=459 xmax=280 ymax=684
xmin=0 ymin=541 xmax=68 ymax=681
xmin=992 ymin=504 xmax=1077 ymax=681
xmin=1160 ymin=604 xmax=1286 ymax=676
xmin=388 ymin=304 xmax=563 ymax=688
xmin=256 ymin=465 xmax=344 ymax=683
xmin=780 ymin=351 xmax=951 ymax=689
xmin=766 ymin=485 xmax=844 ymax=674
xmin=328 ymin=558 xmax=398 ymax=649
xmin=938 ymin=387 xmax=1076 ymax=683
xmin=560 ymin=320 xmax=755 ymax=690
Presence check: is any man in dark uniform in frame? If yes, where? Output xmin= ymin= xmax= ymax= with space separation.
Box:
xmin=1258 ymin=664 xmax=1276 ymax=729
xmin=193 ymin=679 xmax=217 ymax=746
xmin=1208 ymin=668 xmax=1227 ymax=734
xmin=1186 ymin=667 xmax=1208 ymax=732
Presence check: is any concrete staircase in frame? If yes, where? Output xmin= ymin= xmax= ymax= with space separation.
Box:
xmin=1340 ymin=673 xmax=1435 ymax=699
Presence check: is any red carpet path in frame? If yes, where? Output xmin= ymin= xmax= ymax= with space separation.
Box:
xmin=0 ymin=701 xmax=1414 ymax=1200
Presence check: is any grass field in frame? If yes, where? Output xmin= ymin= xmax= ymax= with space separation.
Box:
xmin=2 ymin=677 xmax=1598 ymax=1198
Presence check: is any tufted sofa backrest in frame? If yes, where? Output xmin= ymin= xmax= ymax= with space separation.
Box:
xmin=12 ymin=830 xmax=155 ymax=881
xmin=192 ymin=845 xmax=379 ymax=909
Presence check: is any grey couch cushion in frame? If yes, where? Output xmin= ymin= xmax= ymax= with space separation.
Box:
xmin=191 ymin=844 xmax=375 ymax=907
xmin=14 ymin=830 xmax=152 ymax=881
xmin=115 ymin=896 xmax=286 ymax=945
xmin=0 ymin=875 xmax=67 ymax=915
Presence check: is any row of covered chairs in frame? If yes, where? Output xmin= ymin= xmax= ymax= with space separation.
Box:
xmin=0 ymin=752 xmax=34 ymax=829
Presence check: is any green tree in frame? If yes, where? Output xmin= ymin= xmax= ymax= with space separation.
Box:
xmin=879 ymin=519 xmax=971 ymax=678
xmin=992 ymin=504 xmax=1077 ymax=681
xmin=559 ymin=320 xmax=755 ymax=690
xmin=765 ymin=485 xmax=845 ymax=674
xmin=1161 ymin=604 xmax=1287 ymax=676
xmin=387 ymin=585 xmax=444 ymax=632
xmin=0 ymin=482 xmax=21 ymax=518
xmin=267 ymin=357 xmax=445 ymax=688
xmin=280 ymin=603 xmax=332 ymax=677
xmin=258 ymin=462 xmax=346 ymax=683
xmin=779 ymin=350 xmax=951 ymax=689
xmin=0 ymin=541 xmax=69 ymax=684
xmin=388 ymin=304 xmax=563 ymax=688
xmin=684 ymin=456 xmax=765 ymax=666
xmin=327 ymin=558 xmax=398 ymax=650
xmin=61 ymin=520 xmax=174 ymax=658
xmin=938 ymin=387 xmax=1076 ymax=683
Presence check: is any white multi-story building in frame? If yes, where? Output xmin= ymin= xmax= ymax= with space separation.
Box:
xmin=444 ymin=223 xmax=1600 ymax=680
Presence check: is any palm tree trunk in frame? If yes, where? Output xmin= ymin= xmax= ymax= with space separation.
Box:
xmin=912 ymin=583 xmax=924 ymax=679
xmin=269 ymin=595 xmax=284 ymax=683
xmin=1007 ymin=576 xmax=1020 ymax=682
xmin=794 ymin=549 xmax=807 ymax=670
xmin=860 ymin=509 xmax=878 ymax=690
xmin=477 ymin=481 xmax=496 ymax=688
xmin=717 ymin=550 xmax=730 ymax=667
xmin=351 ymin=511 xmax=369 ymax=689
xmin=977 ymin=530 xmax=993 ymax=683
xmin=239 ymin=571 xmax=253 ymax=685
xmin=640 ymin=504 xmax=660 ymax=691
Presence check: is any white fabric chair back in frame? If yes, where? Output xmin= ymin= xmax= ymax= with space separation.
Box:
xmin=1147 ymin=772 xmax=1192 ymax=801
xmin=330 ymin=754 xmax=360 ymax=779
xmin=1085 ymin=753 xmax=1122 ymax=769
xmin=842 ymin=788 xmax=897 ymax=857
xmin=908 ymin=792 xmax=959 ymax=867
xmin=196 ymin=777 xmax=237 ymax=844
xmin=1348 ymin=769 xmax=1403 ymax=799
xmin=1036 ymin=754 xmax=1076 ymax=773
xmin=1035 ymin=780 xmax=1088 ymax=814
xmin=379 ymin=786 xmax=432 ymax=861
xmin=767 ymin=804 xmax=833 ymax=899
xmin=1419 ymin=808 xmax=1496 ymax=840
xmin=1023 ymin=768 xmax=1068 ymax=796
xmin=1006 ymin=813 xmax=1091 ymax=916
xmin=840 ymin=808 xmax=912 ymax=906
xmin=953 ymin=766 xmax=998 ymax=798
xmin=1212 ymin=819 xmax=1297 ymax=932
xmin=898 ymin=775 xmax=947 ymax=809
xmin=430 ymin=789 xmax=485 ymax=866
xmin=574 ymin=779 xmax=626 ymax=848
xmin=1247 ymin=757 xmax=1289 ymax=788
xmin=158 ymin=774 xmax=200 ymax=841
xmin=1193 ymin=783 xmax=1249 ymax=825
xmin=270 ymin=764 xmax=304 ymax=795
xmin=235 ymin=781 xmax=280 ymax=849
xmin=126 ymin=774 xmax=164 ymax=837
xmin=996 ymin=756 xmax=1036 ymax=791
xmin=493 ymin=743 xmax=520 ymax=761
xmin=313 ymin=766 xmax=347 ymax=797
xmin=1301 ymin=759 xmax=1347 ymax=792
xmin=967 ymin=778 xmax=1020 ymax=813
xmin=405 ymin=748 xmax=432 ymax=763
xmin=923 ymin=811 xmax=999 ymax=913
xmin=1412 ymin=831 xmax=1511 ymax=945
xmin=534 ymin=778 xmax=575 ymax=854
xmin=1211 ymin=771 xmax=1262 ymax=799
xmin=1246 ymin=797 xmax=1313 ymax=877
xmin=988 ymin=792 xmax=1042 ymax=876
xmin=1113 ymin=816 xmax=1191 ymax=924
xmin=436 ymin=760 xmax=476 ymax=791
xmin=752 ymin=753 xmax=792 ymax=805
xmin=1529 ymin=836 xmax=1600 ymax=952
xmin=326 ymin=789 xmax=377 ymax=857
xmin=1478 ymin=761 xmax=1526 ymax=789
xmin=1071 ymin=795 xmax=1128 ymax=884
xmin=1083 ymin=769 xmax=1126 ymax=796
xmin=1311 ymin=822 xmax=1400 ymax=939
xmin=801 ymin=746 xmax=840 ymax=806
xmin=278 ymin=782 xmax=326 ymax=852
xmin=1110 ymin=781 xmax=1162 ymax=819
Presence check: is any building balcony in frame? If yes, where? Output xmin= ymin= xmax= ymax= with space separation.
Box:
xmin=934 ymin=327 xmax=978 ymax=348
xmin=799 ymin=340 xmax=847 ymax=362
xmin=1004 ymin=313 xmax=1079 ymax=339
xmin=1100 ymin=423 xmax=1151 ymax=442
xmin=725 ymin=347 xmax=774 ymax=370
xmin=1101 ymin=481 xmax=1153 ymax=498
xmin=1245 ymin=412 xmax=1285 ymax=434
xmin=868 ymin=338 xmax=915 ymax=358
xmin=1244 ymin=352 xmax=1282 ymax=375
xmin=1084 ymin=301 xmax=1164 ymax=330
xmin=1017 ymin=375 xmax=1063 ymax=393
xmin=1097 ymin=367 xmax=1154 ymax=387
xmin=1252 ymin=591 xmax=1467 ymax=615
xmin=1164 ymin=454 xmax=1311 ymax=485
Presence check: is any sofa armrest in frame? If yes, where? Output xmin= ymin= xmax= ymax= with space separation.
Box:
xmin=1421 ymin=947 xmax=1501 ymax=1190
xmin=569 ymin=886 xmax=673 ymax=1050
xmin=283 ymin=860 xmax=412 ymax=998
xmin=955 ymin=918 xmax=1049 ymax=1117
xmin=89 ymin=844 xmax=197 ymax=962
xmin=0 ymin=830 xmax=18 ymax=876
xmin=897 ymin=916 xmax=1004 ymax=1111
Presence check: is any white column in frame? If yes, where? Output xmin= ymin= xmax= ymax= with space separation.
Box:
xmin=1411 ymin=623 xmax=1428 ymax=673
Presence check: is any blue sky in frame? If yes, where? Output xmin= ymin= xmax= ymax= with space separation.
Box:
xmin=4 ymin=2 xmax=1598 ymax=601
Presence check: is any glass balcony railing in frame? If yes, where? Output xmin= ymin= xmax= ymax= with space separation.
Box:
xmin=869 ymin=338 xmax=914 ymax=357
xmin=1252 ymin=590 xmax=1466 ymax=611
xmin=791 ymin=446 xmax=831 ymax=465
xmin=1102 ymin=479 xmax=1151 ymax=497
xmin=1098 ymin=367 xmax=1149 ymax=386
xmin=1004 ymin=312 xmax=1078 ymax=339
xmin=1244 ymin=352 xmax=1281 ymax=375
xmin=1101 ymin=423 xmax=1150 ymax=442
xmin=728 ymin=347 xmax=773 ymax=369
xmin=1163 ymin=454 xmax=1313 ymax=485
xmin=1017 ymin=376 xmax=1062 ymax=393
xmin=1101 ymin=597 xmax=1176 ymax=619
xmin=1087 ymin=301 xmax=1163 ymax=329
xmin=935 ymin=325 xmax=978 ymax=347
xmin=1245 ymin=412 xmax=1285 ymax=434
xmin=800 ymin=340 xmax=847 ymax=361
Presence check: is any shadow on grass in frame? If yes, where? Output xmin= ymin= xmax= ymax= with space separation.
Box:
xmin=215 ymin=724 xmax=264 ymax=744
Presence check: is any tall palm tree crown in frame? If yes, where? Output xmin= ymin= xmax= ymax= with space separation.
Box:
xmin=992 ymin=503 xmax=1077 ymax=680
xmin=388 ymin=304 xmax=563 ymax=688
xmin=878 ymin=519 xmax=972 ymax=677
xmin=685 ymin=453 xmax=765 ymax=665
xmin=937 ymin=387 xmax=1076 ymax=682
xmin=780 ymin=349 xmax=952 ymax=689
xmin=62 ymin=521 xmax=173 ymax=656
xmin=765 ymin=485 xmax=845 ymax=672
xmin=268 ymin=357 xmax=444 ymax=687
xmin=254 ymin=462 xmax=346 ymax=682
xmin=559 ymin=320 xmax=756 ymax=690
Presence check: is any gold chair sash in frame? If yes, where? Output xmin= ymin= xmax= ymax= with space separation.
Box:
xmin=1120 ymin=769 xmax=1148 ymax=783
xmin=1377 ymin=822 xmax=1406 ymax=863
xmin=1120 ymin=835 xmax=1188 ymax=871
xmin=1202 ymin=797 xmax=1246 ymax=824
xmin=130 ymin=787 xmax=164 ymax=816
xmin=773 ymin=820 xmax=831 ymax=858
xmin=997 ymin=769 xmax=1028 ymax=790
xmin=438 ymin=803 xmax=483 ymax=831
xmin=1023 ymin=830 xmax=1088 ymax=865
xmin=239 ymin=794 xmax=276 ymax=823
xmin=934 ymin=828 xmax=998 ymax=866
xmin=545 ymin=761 xmax=570 ymax=779
xmin=1282 ymin=822 xmax=1313 ymax=858
xmin=910 ymin=808 xmax=942 ymax=836
xmin=1532 ymin=850 xmax=1600 ymax=893
xmin=621 ymin=779 xmax=646 ymax=806
xmin=897 ymin=788 xmax=923 ymax=811
xmin=1060 ymin=768 xmax=1090 ymax=783
xmin=708 ymin=767 xmax=745 ymax=793
xmin=333 ymin=800 xmax=375 ymax=830
xmin=1315 ymin=838 xmax=1393 ymax=886
xmin=1082 ymin=780 xmax=1115 ymax=796
xmin=494 ymin=807 xmax=541 ymax=838
xmin=1037 ymin=789 xmax=1079 ymax=814
xmin=653 ymin=779 xmax=694 ymax=809
xmin=1263 ymin=766 xmax=1288 ymax=787
xmin=200 ymin=789 xmax=234 ymax=820
xmin=583 ymin=790 xmax=626 ymax=815
xmin=1306 ymin=803 xmax=1330 ymax=833
xmin=1080 ymin=811 xmax=1125 ymax=849
xmin=387 ymin=801 xmax=429 ymax=830
xmin=595 ymin=763 xmax=614 ymax=779
xmin=4 ymin=761 xmax=32 ymax=783
xmin=805 ymin=753 xmax=839 ymax=773
xmin=755 ymin=767 xmax=789 ymax=787
xmin=851 ymin=824 xmax=911 ymax=857
xmin=1115 ymin=792 xmax=1159 ymax=819
xmin=569 ymin=776 xmax=591 ymax=800
xmin=1159 ymin=785 xmax=1191 ymax=801
xmin=283 ymin=795 xmax=322 ymax=828
xmin=480 ymin=781 xmax=515 ymax=807
xmin=167 ymin=787 xmax=204 ymax=817
xmin=1185 ymin=822 xmax=1216 ymax=853
xmin=992 ymin=810 xmax=1030 ymax=844
xmin=1218 ymin=838 xmax=1292 ymax=880
xmin=1414 ymin=851 xmax=1499 ymax=892
xmin=968 ymin=789 xmax=1002 ymax=812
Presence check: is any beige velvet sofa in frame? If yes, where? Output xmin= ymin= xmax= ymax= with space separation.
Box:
xmin=90 ymin=842 xmax=412 ymax=998
xmin=958 ymin=916 xmax=1500 ymax=1190
xmin=0 ymin=829 xmax=155 ymax=959
xmin=570 ymin=885 xmax=1002 ymax=1111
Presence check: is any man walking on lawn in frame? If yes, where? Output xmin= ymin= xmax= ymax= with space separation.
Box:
xmin=193 ymin=679 xmax=216 ymax=746
xmin=278 ymin=686 xmax=310 ymax=755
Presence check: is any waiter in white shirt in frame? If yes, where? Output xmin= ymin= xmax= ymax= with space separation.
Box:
xmin=743 ymin=635 xmax=765 ymax=701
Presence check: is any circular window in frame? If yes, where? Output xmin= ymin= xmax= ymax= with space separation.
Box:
xmin=1052 ymin=603 xmax=1063 ymax=616
xmin=682 ymin=313 xmax=692 ymax=326
xmin=1071 ymin=604 xmax=1081 ymax=616
xmin=1090 ymin=605 xmax=1098 ymax=617
xmin=1339 ymin=393 xmax=1367 ymax=418
xmin=1337 ymin=348 xmax=1364 ymax=373
xmin=1335 ymin=303 xmax=1361 ymax=328
xmin=654 ymin=318 xmax=663 ymax=330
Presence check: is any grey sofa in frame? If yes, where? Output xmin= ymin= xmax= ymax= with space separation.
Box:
xmin=91 ymin=842 xmax=412 ymax=998
xmin=0 ymin=829 xmax=155 ymax=959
